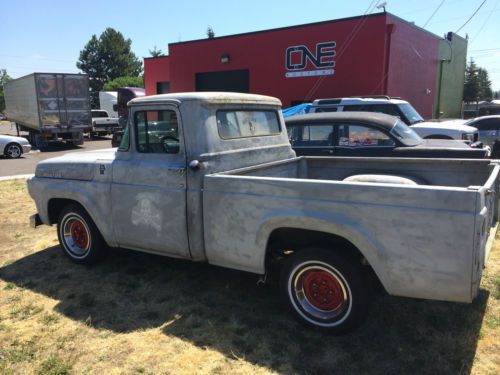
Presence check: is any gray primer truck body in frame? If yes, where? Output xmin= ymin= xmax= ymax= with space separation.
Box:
xmin=28 ymin=93 xmax=499 ymax=328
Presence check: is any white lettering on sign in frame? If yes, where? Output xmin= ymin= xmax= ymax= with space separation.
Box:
xmin=285 ymin=41 xmax=336 ymax=78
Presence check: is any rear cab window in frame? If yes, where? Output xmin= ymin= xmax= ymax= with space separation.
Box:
xmin=216 ymin=110 xmax=281 ymax=139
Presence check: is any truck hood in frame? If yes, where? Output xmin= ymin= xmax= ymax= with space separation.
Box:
xmin=35 ymin=148 xmax=117 ymax=181
xmin=411 ymin=120 xmax=476 ymax=132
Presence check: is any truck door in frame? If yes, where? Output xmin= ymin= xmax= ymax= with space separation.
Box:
xmin=111 ymin=106 xmax=190 ymax=258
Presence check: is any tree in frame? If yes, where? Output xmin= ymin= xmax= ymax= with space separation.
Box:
xmin=463 ymin=59 xmax=480 ymax=103
xmin=0 ymin=69 xmax=12 ymax=112
xmin=494 ymin=91 xmax=500 ymax=100
xmin=149 ymin=46 xmax=164 ymax=57
xmin=477 ymin=68 xmax=493 ymax=101
xmin=102 ymin=76 xmax=144 ymax=91
xmin=77 ymin=28 xmax=142 ymax=107
xmin=207 ymin=26 xmax=215 ymax=38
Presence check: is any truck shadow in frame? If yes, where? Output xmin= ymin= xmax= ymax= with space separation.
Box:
xmin=0 ymin=245 xmax=489 ymax=374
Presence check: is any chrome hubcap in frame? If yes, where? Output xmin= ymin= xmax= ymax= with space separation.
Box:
xmin=7 ymin=145 xmax=21 ymax=158
xmin=291 ymin=264 xmax=350 ymax=323
xmin=62 ymin=215 xmax=91 ymax=257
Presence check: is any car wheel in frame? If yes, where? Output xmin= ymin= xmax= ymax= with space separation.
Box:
xmin=57 ymin=204 xmax=107 ymax=264
xmin=4 ymin=143 xmax=22 ymax=159
xmin=280 ymin=248 xmax=369 ymax=333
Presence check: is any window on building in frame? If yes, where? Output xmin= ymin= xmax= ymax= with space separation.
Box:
xmin=157 ymin=82 xmax=170 ymax=94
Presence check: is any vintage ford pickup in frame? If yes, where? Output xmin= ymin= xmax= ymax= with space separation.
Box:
xmin=28 ymin=93 xmax=499 ymax=333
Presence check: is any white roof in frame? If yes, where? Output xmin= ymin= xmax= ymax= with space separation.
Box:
xmin=129 ymin=92 xmax=282 ymax=106
xmin=312 ymin=97 xmax=409 ymax=106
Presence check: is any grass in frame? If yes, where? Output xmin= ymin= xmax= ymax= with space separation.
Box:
xmin=0 ymin=179 xmax=499 ymax=374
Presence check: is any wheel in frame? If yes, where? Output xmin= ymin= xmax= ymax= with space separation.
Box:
xmin=280 ymin=248 xmax=369 ymax=333
xmin=4 ymin=143 xmax=22 ymax=159
xmin=57 ymin=204 xmax=107 ymax=264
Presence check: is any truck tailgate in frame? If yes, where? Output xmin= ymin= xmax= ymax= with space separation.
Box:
xmin=471 ymin=164 xmax=500 ymax=298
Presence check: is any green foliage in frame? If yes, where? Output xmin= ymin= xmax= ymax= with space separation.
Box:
xmin=77 ymin=28 xmax=142 ymax=107
xmin=102 ymin=76 xmax=144 ymax=91
xmin=149 ymin=46 xmax=164 ymax=57
xmin=0 ymin=69 xmax=13 ymax=112
xmin=207 ymin=26 xmax=215 ymax=38
xmin=463 ymin=59 xmax=493 ymax=102
xmin=37 ymin=355 xmax=72 ymax=375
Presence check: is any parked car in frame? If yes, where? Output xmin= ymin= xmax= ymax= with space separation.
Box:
xmin=91 ymin=110 xmax=120 ymax=136
xmin=0 ymin=134 xmax=32 ymax=159
xmin=465 ymin=115 xmax=500 ymax=148
xmin=28 ymin=92 xmax=498 ymax=333
xmin=309 ymin=96 xmax=479 ymax=141
xmin=285 ymin=112 xmax=488 ymax=158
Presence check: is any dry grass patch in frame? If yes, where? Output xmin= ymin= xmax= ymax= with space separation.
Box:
xmin=0 ymin=179 xmax=499 ymax=374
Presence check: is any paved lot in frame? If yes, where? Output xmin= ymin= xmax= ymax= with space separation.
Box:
xmin=0 ymin=121 xmax=114 ymax=177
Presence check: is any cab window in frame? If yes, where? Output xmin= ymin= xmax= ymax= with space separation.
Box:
xmin=288 ymin=125 xmax=334 ymax=146
xmin=337 ymin=125 xmax=394 ymax=147
xmin=134 ymin=110 xmax=179 ymax=154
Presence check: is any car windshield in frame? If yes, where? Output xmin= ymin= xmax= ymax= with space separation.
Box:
xmin=398 ymin=104 xmax=424 ymax=125
xmin=390 ymin=120 xmax=423 ymax=146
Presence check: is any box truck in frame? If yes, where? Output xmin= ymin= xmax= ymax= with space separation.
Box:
xmin=4 ymin=73 xmax=91 ymax=147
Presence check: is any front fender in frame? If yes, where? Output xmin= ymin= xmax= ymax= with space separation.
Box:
xmin=28 ymin=177 xmax=116 ymax=247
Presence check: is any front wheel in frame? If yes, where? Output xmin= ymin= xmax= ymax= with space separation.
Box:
xmin=280 ymin=248 xmax=369 ymax=333
xmin=4 ymin=143 xmax=22 ymax=159
xmin=57 ymin=204 xmax=107 ymax=264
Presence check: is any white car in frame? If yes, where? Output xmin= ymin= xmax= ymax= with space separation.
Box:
xmin=309 ymin=96 xmax=479 ymax=142
xmin=1 ymin=135 xmax=32 ymax=159
xmin=410 ymin=119 xmax=479 ymax=142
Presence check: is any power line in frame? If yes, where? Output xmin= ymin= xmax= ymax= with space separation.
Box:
xmin=470 ymin=0 xmax=500 ymax=43
xmin=455 ymin=0 xmax=488 ymax=33
xmin=423 ymin=0 xmax=446 ymax=28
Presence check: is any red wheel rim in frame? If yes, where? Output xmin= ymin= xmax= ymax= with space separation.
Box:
xmin=69 ymin=219 xmax=89 ymax=249
xmin=302 ymin=270 xmax=345 ymax=311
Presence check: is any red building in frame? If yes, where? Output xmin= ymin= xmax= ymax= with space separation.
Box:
xmin=144 ymin=12 xmax=467 ymax=118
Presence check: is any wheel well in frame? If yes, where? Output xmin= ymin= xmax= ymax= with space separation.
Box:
xmin=424 ymin=134 xmax=453 ymax=140
xmin=266 ymin=228 xmax=366 ymax=268
xmin=47 ymin=198 xmax=84 ymax=224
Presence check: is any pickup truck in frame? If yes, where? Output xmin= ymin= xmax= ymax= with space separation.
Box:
xmin=91 ymin=109 xmax=120 ymax=136
xmin=28 ymin=92 xmax=499 ymax=333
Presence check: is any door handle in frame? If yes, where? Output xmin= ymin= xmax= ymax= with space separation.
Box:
xmin=189 ymin=160 xmax=201 ymax=170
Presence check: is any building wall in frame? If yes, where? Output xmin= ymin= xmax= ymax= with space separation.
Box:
xmin=168 ymin=14 xmax=389 ymax=106
xmin=434 ymin=33 xmax=467 ymax=118
xmin=385 ymin=15 xmax=440 ymax=118
xmin=144 ymin=56 xmax=170 ymax=95
xmin=144 ymin=13 xmax=463 ymax=118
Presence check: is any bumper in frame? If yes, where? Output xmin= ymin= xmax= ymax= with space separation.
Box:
xmin=22 ymin=144 xmax=32 ymax=153
xmin=29 ymin=213 xmax=43 ymax=228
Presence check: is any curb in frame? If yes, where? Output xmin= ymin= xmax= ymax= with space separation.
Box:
xmin=0 ymin=174 xmax=34 ymax=181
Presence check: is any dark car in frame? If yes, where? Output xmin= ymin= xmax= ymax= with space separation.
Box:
xmin=285 ymin=112 xmax=489 ymax=158
xmin=465 ymin=116 xmax=500 ymax=147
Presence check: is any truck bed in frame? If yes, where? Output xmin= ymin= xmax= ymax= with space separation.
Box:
xmin=203 ymin=157 xmax=499 ymax=303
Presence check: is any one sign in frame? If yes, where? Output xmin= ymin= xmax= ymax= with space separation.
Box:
xmin=285 ymin=41 xmax=336 ymax=78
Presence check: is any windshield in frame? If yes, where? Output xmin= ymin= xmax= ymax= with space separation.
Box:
xmin=398 ymin=104 xmax=424 ymax=125
xmin=390 ymin=120 xmax=423 ymax=146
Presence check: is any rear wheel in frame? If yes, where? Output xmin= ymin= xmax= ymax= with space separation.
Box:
xmin=4 ymin=143 xmax=22 ymax=159
xmin=57 ymin=204 xmax=107 ymax=264
xmin=280 ymin=248 xmax=369 ymax=333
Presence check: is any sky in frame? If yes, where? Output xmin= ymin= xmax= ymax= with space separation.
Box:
xmin=1 ymin=0 xmax=499 ymax=90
